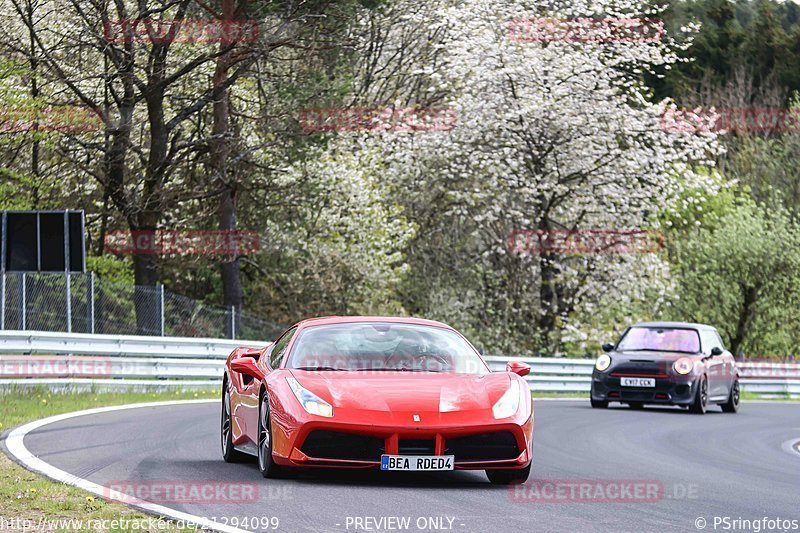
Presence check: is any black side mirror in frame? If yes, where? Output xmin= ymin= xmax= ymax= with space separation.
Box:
xmin=710 ymin=347 xmax=723 ymax=356
xmin=602 ymin=343 xmax=615 ymax=353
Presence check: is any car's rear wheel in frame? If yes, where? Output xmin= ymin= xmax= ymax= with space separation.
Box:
xmin=257 ymin=391 xmax=284 ymax=478
xmin=221 ymin=385 xmax=247 ymax=463
xmin=721 ymin=379 xmax=740 ymax=413
xmin=689 ymin=376 xmax=708 ymax=414
xmin=590 ymin=398 xmax=608 ymax=408
xmin=486 ymin=462 xmax=531 ymax=485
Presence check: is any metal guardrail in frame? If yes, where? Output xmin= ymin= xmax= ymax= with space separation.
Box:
xmin=0 ymin=331 xmax=798 ymax=398
xmin=0 ymin=330 xmax=269 ymax=359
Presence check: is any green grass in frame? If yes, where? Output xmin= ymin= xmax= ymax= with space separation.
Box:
xmin=740 ymin=390 xmax=799 ymax=401
xmin=531 ymin=391 xmax=587 ymax=399
xmin=1 ymin=388 xmax=218 ymax=532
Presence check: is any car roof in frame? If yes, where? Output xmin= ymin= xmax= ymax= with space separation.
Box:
xmin=291 ymin=315 xmax=454 ymax=330
xmin=632 ymin=321 xmax=717 ymax=331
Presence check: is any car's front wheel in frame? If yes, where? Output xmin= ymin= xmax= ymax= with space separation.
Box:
xmin=257 ymin=391 xmax=284 ymax=478
xmin=486 ymin=462 xmax=531 ymax=485
xmin=221 ymin=385 xmax=247 ymax=463
xmin=721 ymin=379 xmax=740 ymax=413
xmin=689 ymin=376 xmax=708 ymax=414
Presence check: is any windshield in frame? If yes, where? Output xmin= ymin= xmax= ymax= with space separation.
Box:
xmin=616 ymin=327 xmax=701 ymax=354
xmin=287 ymin=322 xmax=489 ymax=374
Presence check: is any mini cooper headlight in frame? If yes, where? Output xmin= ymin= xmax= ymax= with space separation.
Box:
xmin=492 ymin=380 xmax=521 ymax=419
xmin=595 ymin=354 xmax=612 ymax=372
xmin=287 ymin=377 xmax=333 ymax=417
xmin=673 ymin=357 xmax=694 ymax=375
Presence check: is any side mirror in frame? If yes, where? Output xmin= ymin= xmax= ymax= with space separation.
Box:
xmin=602 ymin=343 xmax=615 ymax=353
xmin=230 ymin=357 xmax=265 ymax=380
xmin=506 ymin=361 xmax=531 ymax=377
xmin=710 ymin=347 xmax=723 ymax=356
xmin=241 ymin=347 xmax=261 ymax=358
xmin=230 ymin=345 xmax=264 ymax=360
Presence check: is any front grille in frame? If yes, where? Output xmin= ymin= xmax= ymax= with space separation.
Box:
xmin=445 ymin=432 xmax=519 ymax=462
xmin=399 ymin=439 xmax=435 ymax=456
xmin=611 ymin=361 xmax=667 ymax=377
xmin=300 ymin=430 xmax=384 ymax=461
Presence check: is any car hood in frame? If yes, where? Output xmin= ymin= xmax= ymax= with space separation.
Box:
xmin=288 ymin=371 xmax=511 ymax=413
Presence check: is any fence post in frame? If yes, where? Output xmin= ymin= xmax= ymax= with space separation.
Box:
xmin=89 ymin=271 xmax=95 ymax=334
xmin=159 ymin=283 xmax=165 ymax=336
xmin=66 ymin=271 xmax=72 ymax=333
xmin=21 ymin=271 xmax=26 ymax=330
xmin=0 ymin=271 xmax=4 ymax=330
xmin=230 ymin=306 xmax=236 ymax=340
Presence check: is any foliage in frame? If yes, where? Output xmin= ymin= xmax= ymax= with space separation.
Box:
xmin=666 ymin=199 xmax=800 ymax=356
xmin=1 ymin=0 xmax=800 ymax=356
xmin=353 ymin=0 xmax=720 ymax=353
xmin=650 ymin=0 xmax=800 ymax=103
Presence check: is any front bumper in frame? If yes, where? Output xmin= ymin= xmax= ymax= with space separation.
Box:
xmin=591 ymin=372 xmax=699 ymax=405
xmin=272 ymin=418 xmax=533 ymax=470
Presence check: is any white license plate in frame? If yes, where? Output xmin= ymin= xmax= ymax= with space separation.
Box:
xmin=620 ymin=377 xmax=655 ymax=387
xmin=380 ymin=455 xmax=454 ymax=471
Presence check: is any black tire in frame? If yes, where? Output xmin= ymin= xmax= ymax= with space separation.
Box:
xmin=221 ymin=384 xmax=248 ymax=463
xmin=689 ymin=376 xmax=708 ymax=414
xmin=486 ymin=462 xmax=531 ymax=485
xmin=721 ymin=379 xmax=740 ymax=413
xmin=257 ymin=390 xmax=284 ymax=478
xmin=590 ymin=398 xmax=608 ymax=409
xmin=628 ymin=402 xmax=644 ymax=410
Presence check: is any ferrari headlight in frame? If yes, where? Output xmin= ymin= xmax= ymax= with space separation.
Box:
xmin=673 ymin=357 xmax=694 ymax=375
xmin=492 ymin=380 xmax=520 ymax=419
xmin=595 ymin=354 xmax=612 ymax=372
xmin=287 ymin=377 xmax=333 ymax=417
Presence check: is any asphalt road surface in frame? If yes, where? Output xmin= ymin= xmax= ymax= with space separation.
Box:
xmin=9 ymin=400 xmax=800 ymax=533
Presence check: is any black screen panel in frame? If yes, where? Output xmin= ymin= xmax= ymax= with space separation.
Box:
xmin=6 ymin=213 xmax=38 ymax=271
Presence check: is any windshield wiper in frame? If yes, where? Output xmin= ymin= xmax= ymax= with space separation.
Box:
xmin=294 ymin=366 xmax=347 ymax=371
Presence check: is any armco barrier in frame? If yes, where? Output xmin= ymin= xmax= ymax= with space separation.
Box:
xmin=0 ymin=331 xmax=797 ymax=398
xmin=0 ymin=330 xmax=269 ymax=359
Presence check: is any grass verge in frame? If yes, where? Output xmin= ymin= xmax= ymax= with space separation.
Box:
xmin=1 ymin=387 xmax=218 ymax=532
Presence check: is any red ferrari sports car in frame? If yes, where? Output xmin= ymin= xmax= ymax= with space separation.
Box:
xmin=221 ymin=316 xmax=534 ymax=484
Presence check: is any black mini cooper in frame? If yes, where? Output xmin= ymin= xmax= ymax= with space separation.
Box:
xmin=590 ymin=322 xmax=740 ymax=414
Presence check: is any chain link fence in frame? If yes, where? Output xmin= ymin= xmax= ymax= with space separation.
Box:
xmin=0 ymin=272 xmax=284 ymax=341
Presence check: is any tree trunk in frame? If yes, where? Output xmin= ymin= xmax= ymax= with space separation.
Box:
xmin=538 ymin=251 xmax=558 ymax=354
xmin=25 ymin=0 xmax=40 ymax=200
xmin=730 ymin=283 xmax=760 ymax=358
xmin=212 ymin=0 xmax=244 ymax=338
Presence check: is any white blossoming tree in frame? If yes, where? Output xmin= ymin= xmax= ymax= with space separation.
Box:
xmin=351 ymin=0 xmax=722 ymax=353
